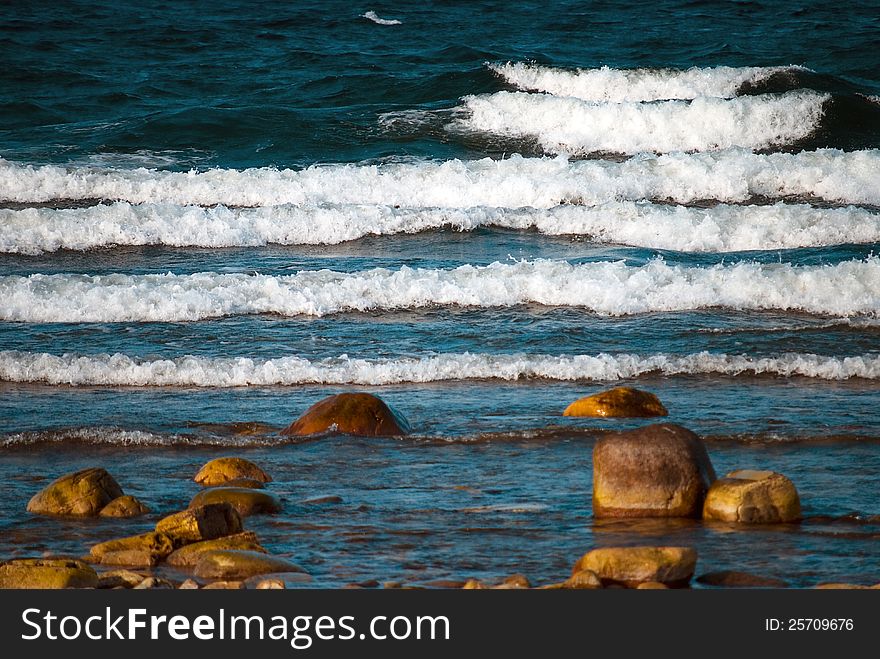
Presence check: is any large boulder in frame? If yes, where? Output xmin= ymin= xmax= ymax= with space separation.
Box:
xmin=702 ymin=470 xmax=801 ymax=523
xmin=89 ymin=532 xmax=174 ymax=567
xmin=27 ymin=468 xmax=124 ymax=516
xmin=564 ymin=387 xmax=668 ymax=418
xmin=592 ymin=423 xmax=716 ymax=518
xmin=99 ymin=495 xmax=150 ymax=518
xmin=194 ymin=457 xmax=272 ymax=487
xmin=0 ymin=559 xmax=98 ymax=589
xmin=155 ymin=503 xmax=243 ymax=545
xmin=193 ymin=550 xmax=305 ymax=580
xmin=573 ymin=547 xmax=697 ymax=587
xmin=281 ymin=393 xmax=410 ymax=437
xmin=189 ymin=488 xmax=281 ymax=517
xmin=166 ymin=532 xmax=266 ymax=568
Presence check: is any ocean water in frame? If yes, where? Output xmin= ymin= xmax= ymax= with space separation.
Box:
xmin=1 ymin=0 xmax=879 ymax=588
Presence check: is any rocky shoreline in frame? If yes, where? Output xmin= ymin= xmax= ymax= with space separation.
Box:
xmin=2 ymin=389 xmax=878 ymax=590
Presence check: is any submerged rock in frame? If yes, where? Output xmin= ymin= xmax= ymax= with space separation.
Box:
xmin=194 ymin=457 xmax=272 ymax=487
xmin=156 ymin=503 xmax=243 ymax=545
xmin=592 ymin=423 xmax=716 ymax=518
xmin=697 ymin=571 xmax=788 ymax=588
xmin=90 ymin=532 xmax=174 ymax=567
xmin=166 ymin=531 xmax=266 ymax=567
xmin=189 ymin=488 xmax=282 ymax=517
xmin=702 ymin=470 xmax=801 ymax=523
xmin=99 ymin=495 xmax=150 ymax=518
xmin=281 ymin=392 xmax=411 ymax=437
xmin=573 ymin=546 xmax=697 ymax=587
xmin=27 ymin=467 xmax=124 ymax=517
xmin=0 ymin=558 xmax=98 ymax=589
xmin=192 ymin=550 xmax=306 ymax=580
xmin=564 ymin=387 xmax=668 ymax=418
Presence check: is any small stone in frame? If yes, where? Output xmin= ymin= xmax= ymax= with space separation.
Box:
xmin=281 ymin=392 xmax=411 ymax=437
xmin=178 ymin=578 xmax=200 ymax=590
xmin=189 ymin=488 xmax=281 ymax=517
xmin=462 ymin=579 xmax=487 ymax=589
xmin=194 ymin=457 xmax=272 ymax=487
xmin=90 ymin=532 xmax=174 ymax=567
xmin=0 ymin=558 xmax=98 ymax=589
xmin=495 ymin=573 xmax=530 ymax=589
xmin=133 ymin=577 xmax=174 ymax=589
xmin=156 ymin=503 xmax=243 ymax=545
xmin=254 ymin=578 xmax=286 ymax=590
xmin=99 ymin=495 xmax=150 ymax=518
xmin=97 ymin=569 xmax=147 ymax=589
xmin=703 ymin=470 xmax=801 ymax=523
xmin=636 ymin=582 xmax=669 ymax=589
xmin=27 ymin=468 xmax=124 ymax=517
xmin=202 ymin=580 xmax=246 ymax=590
xmin=383 ymin=581 xmax=402 ymax=589
xmin=573 ymin=546 xmax=697 ymax=587
xmin=166 ymin=532 xmax=266 ymax=568
xmin=564 ymin=387 xmax=668 ymax=418
xmin=193 ymin=550 xmax=306 ymax=580
xmin=696 ymin=571 xmax=788 ymax=588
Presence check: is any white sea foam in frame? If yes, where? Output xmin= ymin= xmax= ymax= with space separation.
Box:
xmin=457 ymin=90 xmax=828 ymax=154
xmin=1 ymin=350 xmax=877 ymax=386
xmin=362 ymin=11 xmax=401 ymax=25
xmin=489 ymin=63 xmax=807 ymax=102
xmin=2 ymin=201 xmax=879 ymax=254
xmin=0 ymin=258 xmax=877 ymax=322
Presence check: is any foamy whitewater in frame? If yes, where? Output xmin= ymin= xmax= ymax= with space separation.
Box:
xmin=1 ymin=350 xmax=877 ymax=386
xmin=1 ymin=258 xmax=877 ymax=322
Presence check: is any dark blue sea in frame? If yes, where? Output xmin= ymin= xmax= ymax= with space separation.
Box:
xmin=1 ymin=0 xmax=879 ymax=587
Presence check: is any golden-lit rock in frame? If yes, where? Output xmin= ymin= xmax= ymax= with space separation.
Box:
xmin=178 ymin=579 xmax=200 ymax=590
xmin=281 ymin=393 xmax=410 ymax=437
xmin=99 ymin=495 xmax=150 ymax=518
xmin=495 ymin=573 xmax=530 ymax=589
xmin=562 ymin=569 xmax=603 ymax=589
xmin=815 ymin=583 xmax=870 ymax=589
xmin=202 ymin=580 xmax=246 ymax=590
xmin=27 ymin=468 xmax=124 ymax=517
xmin=97 ymin=569 xmax=146 ymax=589
xmin=0 ymin=558 xmax=98 ymax=589
xmin=593 ymin=423 xmax=716 ymax=518
xmin=192 ymin=550 xmax=305 ymax=580
xmin=563 ymin=387 xmax=668 ymax=418
xmin=462 ymin=579 xmax=487 ymax=589
xmin=573 ymin=546 xmax=697 ymax=587
xmin=636 ymin=581 xmax=669 ymax=589
xmin=189 ymin=488 xmax=281 ymax=517
xmin=253 ymin=578 xmax=286 ymax=589
xmin=166 ymin=532 xmax=266 ymax=567
xmin=155 ymin=503 xmax=243 ymax=545
xmin=194 ymin=457 xmax=272 ymax=487
xmin=703 ymin=470 xmax=801 ymax=523
xmin=89 ymin=532 xmax=174 ymax=567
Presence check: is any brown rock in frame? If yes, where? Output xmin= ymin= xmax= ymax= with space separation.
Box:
xmin=696 ymin=571 xmax=788 ymax=588
xmin=189 ymin=488 xmax=281 ymax=517
xmin=281 ymin=392 xmax=411 ymax=437
xmin=90 ymin=532 xmax=174 ymax=567
xmin=97 ymin=569 xmax=147 ymax=589
xmin=495 ymin=573 xmax=530 ymax=589
xmin=202 ymin=581 xmax=246 ymax=590
xmin=27 ymin=468 xmax=124 ymax=517
xmin=815 ymin=583 xmax=870 ymax=590
xmin=178 ymin=579 xmax=200 ymax=590
xmin=573 ymin=546 xmax=697 ymax=587
xmin=253 ymin=578 xmax=286 ymax=589
xmin=0 ymin=558 xmax=98 ymax=589
xmin=702 ymin=470 xmax=801 ymax=523
xmin=156 ymin=503 xmax=243 ymax=545
xmin=133 ymin=577 xmax=175 ymax=589
xmin=99 ymin=495 xmax=150 ymax=518
xmin=593 ymin=423 xmax=716 ymax=518
xmin=193 ymin=550 xmax=305 ymax=580
xmin=636 ymin=581 xmax=669 ymax=589
xmin=462 ymin=579 xmax=487 ymax=589
xmin=563 ymin=569 xmax=603 ymax=589
xmin=564 ymin=387 xmax=668 ymax=418
xmin=166 ymin=532 xmax=266 ymax=567
xmin=194 ymin=457 xmax=272 ymax=487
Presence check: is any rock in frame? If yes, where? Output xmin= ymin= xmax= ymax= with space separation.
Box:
xmin=99 ymin=495 xmax=150 ymax=518
xmin=194 ymin=457 xmax=272 ymax=487
xmin=462 ymin=579 xmax=487 ymax=589
xmin=302 ymin=495 xmax=343 ymax=505
xmin=27 ymin=468 xmax=124 ymax=516
xmin=193 ymin=550 xmax=306 ymax=580
xmin=178 ymin=579 xmax=200 ymax=590
xmin=133 ymin=577 xmax=175 ymax=589
xmin=189 ymin=488 xmax=281 ymax=517
xmin=573 ymin=547 xmax=697 ymax=587
xmin=281 ymin=392 xmax=411 ymax=437
xmin=702 ymin=470 xmax=801 ymax=523
xmin=636 ymin=582 xmax=669 ymax=589
xmin=815 ymin=583 xmax=870 ymax=589
xmin=382 ymin=581 xmax=402 ymax=589
xmin=494 ymin=573 xmax=530 ymax=589
xmin=0 ymin=558 xmax=98 ymax=589
xmin=593 ymin=423 xmax=716 ymax=518
xmin=97 ymin=569 xmax=147 ymax=589
xmin=563 ymin=569 xmax=603 ymax=589
xmin=166 ymin=531 xmax=266 ymax=567
xmin=564 ymin=387 xmax=668 ymax=418
xmin=253 ymin=578 xmax=286 ymax=590
xmin=156 ymin=503 xmax=243 ymax=545
xmin=203 ymin=581 xmax=246 ymax=590
xmin=90 ymin=532 xmax=174 ymax=567
xmin=697 ymin=571 xmax=788 ymax=588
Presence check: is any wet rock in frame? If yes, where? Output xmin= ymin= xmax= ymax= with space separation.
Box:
xmin=702 ymin=470 xmax=801 ymax=523
xmin=636 ymin=582 xmax=669 ymax=589
xmin=424 ymin=579 xmax=467 ymax=588
xmin=564 ymin=387 xmax=668 ymax=418
xmin=281 ymin=392 xmax=411 ymax=437
xmin=462 ymin=579 xmax=487 ymax=589
xmin=0 ymin=558 xmax=98 ymax=589
xmin=97 ymin=569 xmax=147 ymax=589
xmin=203 ymin=580 xmax=246 ymax=590
xmin=99 ymin=495 xmax=150 ymax=518
xmin=252 ymin=577 xmax=286 ymax=589
xmin=194 ymin=457 xmax=272 ymax=487
xmin=697 ymin=571 xmax=788 ymax=588
xmin=166 ymin=531 xmax=266 ymax=567
xmin=189 ymin=488 xmax=282 ymax=517
xmin=178 ymin=579 xmax=200 ymax=590
xmin=573 ymin=546 xmax=697 ymax=587
xmin=133 ymin=577 xmax=175 ymax=589
xmin=27 ymin=468 xmax=124 ymax=517
xmin=192 ymin=550 xmax=306 ymax=580
xmin=563 ymin=569 xmax=603 ymax=589
xmin=382 ymin=581 xmax=402 ymax=589
xmin=815 ymin=583 xmax=870 ymax=589
xmin=494 ymin=573 xmax=530 ymax=589
xmin=90 ymin=532 xmax=174 ymax=567
xmin=593 ymin=423 xmax=716 ymax=518
xmin=302 ymin=495 xmax=343 ymax=505
xmin=156 ymin=503 xmax=243 ymax=544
